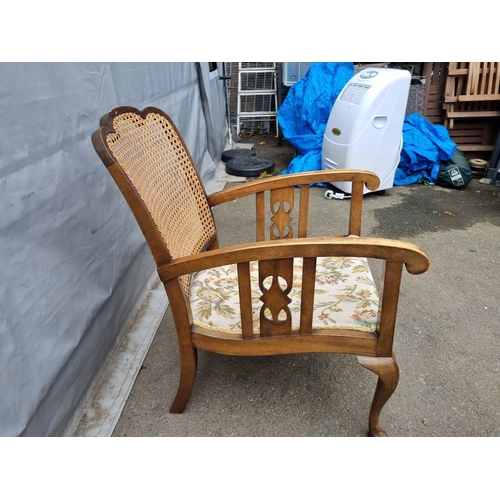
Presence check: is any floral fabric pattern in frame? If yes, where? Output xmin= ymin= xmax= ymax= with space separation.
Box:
xmin=189 ymin=257 xmax=379 ymax=334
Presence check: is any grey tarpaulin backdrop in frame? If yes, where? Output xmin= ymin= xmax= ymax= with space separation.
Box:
xmin=0 ymin=62 xmax=229 ymax=436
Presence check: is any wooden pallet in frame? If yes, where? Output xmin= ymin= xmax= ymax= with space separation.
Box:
xmin=447 ymin=120 xmax=498 ymax=152
xmin=423 ymin=62 xmax=447 ymax=124
xmin=443 ymin=62 xmax=500 ymax=129
xmin=421 ymin=62 xmax=500 ymax=157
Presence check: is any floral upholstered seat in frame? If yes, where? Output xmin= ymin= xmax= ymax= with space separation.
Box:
xmin=190 ymin=257 xmax=379 ymax=334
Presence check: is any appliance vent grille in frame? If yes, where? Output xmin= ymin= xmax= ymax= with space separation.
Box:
xmin=339 ymin=83 xmax=370 ymax=105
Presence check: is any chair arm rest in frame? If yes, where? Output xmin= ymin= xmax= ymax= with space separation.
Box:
xmin=207 ymin=170 xmax=380 ymax=206
xmin=157 ymin=236 xmax=430 ymax=282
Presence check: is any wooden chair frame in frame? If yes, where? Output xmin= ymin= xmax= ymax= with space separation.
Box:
xmin=92 ymin=106 xmax=430 ymax=436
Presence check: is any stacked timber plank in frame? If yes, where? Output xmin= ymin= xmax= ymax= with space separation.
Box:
xmin=442 ymin=62 xmax=500 ymax=153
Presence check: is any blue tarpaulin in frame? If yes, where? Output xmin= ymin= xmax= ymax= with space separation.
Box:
xmin=278 ymin=62 xmax=354 ymax=177
xmin=395 ymin=113 xmax=457 ymax=185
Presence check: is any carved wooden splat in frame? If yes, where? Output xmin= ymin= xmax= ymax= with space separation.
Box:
xmin=270 ymin=187 xmax=295 ymax=240
xmin=258 ymin=258 xmax=294 ymax=336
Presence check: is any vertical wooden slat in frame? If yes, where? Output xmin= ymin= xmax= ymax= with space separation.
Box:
xmin=237 ymin=262 xmax=254 ymax=339
xmin=300 ymin=257 xmax=316 ymax=333
xmin=444 ymin=62 xmax=457 ymax=100
xmin=494 ymin=63 xmax=499 ymax=94
xmin=298 ymin=183 xmax=309 ymax=238
xmin=444 ymin=62 xmax=454 ymax=128
xmin=454 ymin=62 xmax=467 ymax=128
xmin=479 ymin=63 xmax=488 ymax=96
xmin=376 ymin=261 xmax=403 ymax=356
xmin=458 ymin=62 xmax=468 ymax=127
xmin=458 ymin=62 xmax=468 ymax=96
xmin=423 ymin=61 xmax=432 ymax=117
xmin=494 ymin=63 xmax=500 ymax=97
xmin=349 ymin=181 xmax=364 ymax=236
xmin=468 ymin=62 xmax=479 ymax=97
xmin=486 ymin=62 xmax=494 ymax=95
xmin=256 ymin=191 xmax=265 ymax=241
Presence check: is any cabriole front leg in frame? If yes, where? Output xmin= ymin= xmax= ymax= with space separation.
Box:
xmin=356 ymin=354 xmax=399 ymax=437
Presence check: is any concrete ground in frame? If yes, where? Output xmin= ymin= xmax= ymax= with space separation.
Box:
xmin=112 ymin=136 xmax=500 ymax=437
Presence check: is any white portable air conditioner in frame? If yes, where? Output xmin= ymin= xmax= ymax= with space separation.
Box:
xmin=321 ymin=67 xmax=411 ymax=194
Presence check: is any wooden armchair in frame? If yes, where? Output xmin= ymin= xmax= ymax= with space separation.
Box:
xmin=92 ymin=106 xmax=430 ymax=436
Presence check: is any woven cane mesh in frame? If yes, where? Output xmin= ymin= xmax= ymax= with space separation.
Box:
xmin=106 ymin=111 xmax=216 ymax=293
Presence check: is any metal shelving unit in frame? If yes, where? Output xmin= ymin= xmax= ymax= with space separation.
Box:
xmin=236 ymin=62 xmax=279 ymax=135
